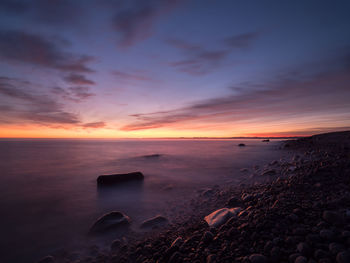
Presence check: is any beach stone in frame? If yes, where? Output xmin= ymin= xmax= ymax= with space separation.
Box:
xmin=89 ymin=211 xmax=130 ymax=233
xmin=262 ymin=170 xmax=277 ymax=176
xmin=288 ymin=253 xmax=300 ymax=263
xmin=171 ymin=237 xmax=183 ymax=248
xmin=207 ymin=254 xmax=216 ymax=263
xmin=320 ymin=229 xmax=334 ymax=240
xmin=168 ymin=251 xmax=180 ymax=263
xmin=227 ymin=197 xmax=240 ymax=207
xmin=249 ymin=254 xmax=267 ymax=263
xmin=201 ymin=231 xmax=214 ymax=244
xmin=294 ymin=256 xmax=307 ymax=263
xmin=242 ymin=193 xmax=254 ymax=202
xmin=140 ymin=215 xmax=168 ymax=228
xmin=336 ymin=251 xmax=350 ymax=263
xmin=297 ymin=242 xmax=311 ymax=256
xmin=329 ymin=243 xmax=344 ymax=255
xmin=204 ymin=207 xmax=242 ymax=228
xmin=111 ymin=239 xmax=122 ymax=251
xmin=97 ymin=172 xmax=144 ymax=185
xmin=37 ymin=256 xmax=54 ymax=263
xmin=323 ymin=211 xmax=343 ymax=225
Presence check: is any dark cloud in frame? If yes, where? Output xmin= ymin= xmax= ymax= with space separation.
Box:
xmin=112 ymin=0 xmax=183 ymax=47
xmin=224 ymin=32 xmax=260 ymax=48
xmin=64 ymin=74 xmax=95 ymax=85
xmin=52 ymin=86 xmax=95 ymax=102
xmin=166 ymin=32 xmax=258 ymax=75
xmin=0 ymin=77 xmax=80 ymax=125
xmin=82 ymin=122 xmax=106 ymax=128
xmin=112 ymin=70 xmax=154 ymax=82
xmin=121 ymin=64 xmax=350 ymax=131
xmin=0 ymin=0 xmax=83 ymax=26
xmin=0 ymin=30 xmax=94 ymax=72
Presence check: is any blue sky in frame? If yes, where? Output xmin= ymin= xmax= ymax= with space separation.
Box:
xmin=0 ymin=0 xmax=350 ymax=137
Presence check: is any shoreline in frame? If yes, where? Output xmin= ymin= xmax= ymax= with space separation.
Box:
xmin=38 ymin=131 xmax=350 ymax=263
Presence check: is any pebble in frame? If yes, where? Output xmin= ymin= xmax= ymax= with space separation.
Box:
xmin=294 ymin=256 xmax=307 ymax=263
xmin=336 ymin=251 xmax=350 ymax=263
xmin=249 ymin=254 xmax=267 ymax=263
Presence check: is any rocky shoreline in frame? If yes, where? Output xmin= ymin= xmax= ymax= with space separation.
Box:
xmin=39 ymin=131 xmax=350 ymax=263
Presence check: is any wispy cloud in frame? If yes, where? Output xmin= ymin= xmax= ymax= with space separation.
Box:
xmin=64 ymin=73 xmax=95 ymax=85
xmin=112 ymin=70 xmax=154 ymax=82
xmin=122 ymin=58 xmax=350 ymax=131
xmin=82 ymin=121 xmax=106 ymax=128
xmin=165 ymin=32 xmax=259 ymax=75
xmin=51 ymin=86 xmax=95 ymax=102
xmin=0 ymin=30 xmax=94 ymax=73
xmin=112 ymin=0 xmax=183 ymax=47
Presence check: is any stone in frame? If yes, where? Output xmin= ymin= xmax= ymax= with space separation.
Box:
xmin=227 ymin=197 xmax=240 ymax=207
xmin=297 ymin=242 xmax=311 ymax=256
xmin=322 ymin=211 xmax=343 ymax=225
xmin=140 ymin=215 xmax=168 ymax=228
xmin=97 ymin=172 xmax=144 ymax=185
xmin=336 ymin=251 xmax=350 ymax=263
xmin=294 ymin=256 xmax=307 ymax=263
xmin=288 ymin=253 xmax=300 ymax=263
xmin=249 ymin=254 xmax=267 ymax=263
xmin=320 ymin=229 xmax=334 ymax=240
xmin=171 ymin=237 xmax=183 ymax=248
xmin=204 ymin=207 xmax=242 ymax=227
xmin=262 ymin=170 xmax=277 ymax=176
xmin=89 ymin=211 xmax=130 ymax=233
xmin=238 ymin=143 xmax=246 ymax=147
xmin=201 ymin=231 xmax=214 ymax=244
xmin=111 ymin=239 xmax=122 ymax=251
xmin=329 ymin=243 xmax=344 ymax=255
xmin=37 ymin=256 xmax=54 ymax=263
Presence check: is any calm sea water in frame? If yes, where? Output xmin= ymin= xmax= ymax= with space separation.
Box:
xmin=0 ymin=139 xmax=284 ymax=262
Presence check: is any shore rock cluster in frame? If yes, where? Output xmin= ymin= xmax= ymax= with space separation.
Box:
xmin=39 ymin=131 xmax=350 ymax=263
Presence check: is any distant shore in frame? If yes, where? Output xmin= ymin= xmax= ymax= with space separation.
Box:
xmin=38 ymin=131 xmax=350 ymax=263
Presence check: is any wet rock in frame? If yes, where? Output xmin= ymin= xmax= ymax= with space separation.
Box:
xmin=323 ymin=211 xmax=343 ymax=225
xmin=97 ymin=172 xmax=144 ymax=185
xmin=171 ymin=237 xmax=183 ymax=248
xmin=314 ymin=249 xmax=329 ymax=260
xmin=140 ymin=215 xmax=168 ymax=229
xmin=288 ymin=253 xmax=300 ymax=263
xmin=262 ymin=139 xmax=270 ymax=142
xmin=226 ymin=196 xmax=240 ymax=207
xmin=201 ymin=231 xmax=214 ymax=244
xmin=249 ymin=254 xmax=267 ymax=263
xmin=241 ymin=193 xmax=254 ymax=202
xmin=294 ymin=256 xmax=307 ymax=263
xmin=336 ymin=251 xmax=350 ymax=263
xmin=207 ymin=254 xmax=216 ymax=263
xmin=320 ymin=229 xmax=334 ymax=240
xmin=37 ymin=256 xmax=54 ymax=263
xmin=89 ymin=211 xmax=130 ymax=233
xmin=238 ymin=143 xmax=246 ymax=147
xmin=111 ymin=239 xmax=122 ymax=251
xmin=204 ymin=207 xmax=242 ymax=227
xmin=262 ymin=170 xmax=277 ymax=176
xmin=142 ymin=154 xmax=162 ymax=158
xmin=169 ymin=251 xmax=180 ymax=263
xmin=329 ymin=243 xmax=344 ymax=255
xmin=297 ymin=242 xmax=311 ymax=256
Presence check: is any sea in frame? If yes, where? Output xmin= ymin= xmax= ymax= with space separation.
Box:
xmin=0 ymin=139 xmax=286 ymax=262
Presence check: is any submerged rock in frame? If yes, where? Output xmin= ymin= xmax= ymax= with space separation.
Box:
xmin=140 ymin=215 xmax=168 ymax=229
xmin=89 ymin=211 xmax=130 ymax=233
xmin=97 ymin=172 xmax=144 ymax=185
xmin=142 ymin=154 xmax=162 ymax=159
xmin=238 ymin=143 xmax=246 ymax=147
xmin=204 ymin=207 xmax=242 ymax=227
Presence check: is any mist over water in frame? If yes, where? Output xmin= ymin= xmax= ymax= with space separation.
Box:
xmin=0 ymin=139 xmax=283 ymax=262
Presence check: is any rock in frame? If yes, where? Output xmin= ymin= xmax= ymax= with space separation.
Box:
xmin=204 ymin=207 xmax=242 ymax=227
xmin=142 ymin=154 xmax=162 ymax=158
xmin=89 ymin=211 xmax=130 ymax=233
xmin=170 ymin=237 xmax=183 ymax=248
xmin=262 ymin=139 xmax=270 ymax=142
xmin=262 ymin=170 xmax=277 ymax=176
xmin=240 ymin=168 xmax=249 ymax=173
xmin=297 ymin=242 xmax=311 ymax=256
xmin=336 ymin=251 xmax=350 ymax=263
xmin=329 ymin=243 xmax=344 ymax=255
xmin=249 ymin=254 xmax=267 ymax=263
xmin=288 ymin=253 xmax=300 ymax=263
xmin=226 ymin=197 xmax=240 ymax=207
xmin=140 ymin=215 xmax=168 ymax=228
xmin=97 ymin=172 xmax=144 ymax=185
xmin=238 ymin=143 xmax=246 ymax=147
xmin=111 ymin=239 xmax=122 ymax=251
xmin=294 ymin=256 xmax=307 ymax=263
xmin=322 ymin=211 xmax=343 ymax=225
xmin=241 ymin=193 xmax=254 ymax=202
xmin=314 ymin=249 xmax=328 ymax=260
xmin=201 ymin=231 xmax=214 ymax=244
xmin=169 ymin=251 xmax=180 ymax=263
xmin=207 ymin=254 xmax=216 ymax=263
xmin=37 ymin=256 xmax=54 ymax=263
xmin=320 ymin=229 xmax=334 ymax=240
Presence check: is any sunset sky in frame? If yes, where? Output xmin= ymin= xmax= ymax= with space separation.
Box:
xmin=0 ymin=0 xmax=350 ymax=138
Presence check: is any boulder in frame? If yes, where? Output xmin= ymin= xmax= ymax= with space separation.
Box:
xmin=262 ymin=139 xmax=270 ymax=142
xmin=238 ymin=143 xmax=246 ymax=147
xmin=204 ymin=207 xmax=242 ymax=228
xmin=142 ymin=154 xmax=162 ymax=159
xmin=97 ymin=172 xmax=144 ymax=185
xmin=140 ymin=215 xmax=168 ymax=228
xmin=89 ymin=211 xmax=130 ymax=233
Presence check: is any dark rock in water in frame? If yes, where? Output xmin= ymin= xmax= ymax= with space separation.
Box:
xmin=97 ymin=172 xmax=144 ymax=185
xmin=140 ymin=215 xmax=168 ymax=228
xmin=262 ymin=139 xmax=270 ymax=142
xmin=142 ymin=154 xmax=162 ymax=158
xmin=249 ymin=253 xmax=267 ymax=263
xmin=37 ymin=256 xmax=54 ymax=263
xmin=238 ymin=143 xmax=246 ymax=147
xmin=90 ymin=211 xmax=130 ymax=233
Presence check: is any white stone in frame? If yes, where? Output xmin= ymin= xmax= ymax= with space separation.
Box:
xmin=204 ymin=207 xmax=242 ymax=227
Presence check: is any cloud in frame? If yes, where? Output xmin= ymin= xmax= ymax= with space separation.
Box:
xmin=64 ymin=74 xmax=95 ymax=85
xmin=52 ymin=86 xmax=95 ymax=102
xmin=82 ymin=122 xmax=106 ymax=128
xmin=0 ymin=77 xmax=80 ymax=125
xmin=121 ymin=60 xmax=350 ymax=131
xmin=0 ymin=30 xmax=94 ymax=73
xmin=112 ymin=0 xmax=183 ymax=47
xmin=112 ymin=70 xmax=154 ymax=82
xmin=165 ymin=32 xmax=259 ymax=75
xmin=224 ymin=32 xmax=260 ymax=48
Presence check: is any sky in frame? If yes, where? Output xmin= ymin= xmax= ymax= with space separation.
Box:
xmin=0 ymin=0 xmax=350 ymax=138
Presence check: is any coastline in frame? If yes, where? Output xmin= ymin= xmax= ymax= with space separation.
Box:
xmin=38 ymin=131 xmax=350 ymax=263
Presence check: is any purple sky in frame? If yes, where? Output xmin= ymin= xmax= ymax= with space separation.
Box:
xmin=0 ymin=0 xmax=350 ymax=137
